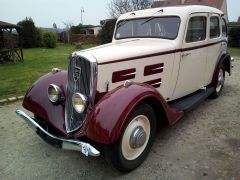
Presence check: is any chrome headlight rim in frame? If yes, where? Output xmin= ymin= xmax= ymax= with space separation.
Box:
xmin=47 ymin=84 xmax=62 ymax=103
xmin=72 ymin=92 xmax=87 ymax=113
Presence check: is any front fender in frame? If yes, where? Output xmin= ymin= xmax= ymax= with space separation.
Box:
xmin=82 ymin=83 xmax=183 ymax=144
xmin=23 ymin=71 xmax=68 ymax=134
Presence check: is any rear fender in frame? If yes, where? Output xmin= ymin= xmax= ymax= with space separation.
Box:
xmin=82 ymin=83 xmax=183 ymax=144
xmin=211 ymin=51 xmax=231 ymax=88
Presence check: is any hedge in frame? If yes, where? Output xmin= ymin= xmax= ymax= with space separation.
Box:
xmin=228 ymin=27 xmax=240 ymax=47
xmin=43 ymin=32 xmax=57 ymax=48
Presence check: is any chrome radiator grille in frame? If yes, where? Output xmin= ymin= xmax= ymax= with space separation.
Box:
xmin=65 ymin=56 xmax=92 ymax=132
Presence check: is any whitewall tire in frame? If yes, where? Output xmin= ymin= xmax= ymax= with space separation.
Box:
xmin=104 ymin=104 xmax=156 ymax=172
xmin=211 ymin=66 xmax=225 ymax=98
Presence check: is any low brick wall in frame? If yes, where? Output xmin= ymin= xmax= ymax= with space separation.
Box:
xmin=70 ymin=34 xmax=100 ymax=44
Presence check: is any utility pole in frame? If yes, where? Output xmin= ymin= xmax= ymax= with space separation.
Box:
xmin=81 ymin=7 xmax=84 ymax=25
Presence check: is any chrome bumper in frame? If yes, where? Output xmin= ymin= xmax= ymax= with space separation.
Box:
xmin=16 ymin=110 xmax=100 ymax=157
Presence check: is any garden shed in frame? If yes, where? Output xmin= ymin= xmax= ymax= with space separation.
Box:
xmin=0 ymin=21 xmax=23 ymax=63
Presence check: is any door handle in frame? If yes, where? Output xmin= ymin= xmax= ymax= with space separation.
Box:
xmin=182 ymin=52 xmax=191 ymax=57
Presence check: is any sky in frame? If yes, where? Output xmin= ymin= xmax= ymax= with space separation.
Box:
xmin=0 ymin=0 xmax=239 ymax=28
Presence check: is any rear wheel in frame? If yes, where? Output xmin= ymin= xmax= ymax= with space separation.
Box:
xmin=104 ymin=104 xmax=156 ymax=172
xmin=211 ymin=66 xmax=225 ymax=98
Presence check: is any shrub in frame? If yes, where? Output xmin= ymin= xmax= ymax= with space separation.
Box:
xmin=99 ymin=19 xmax=117 ymax=44
xmin=36 ymin=28 xmax=43 ymax=47
xmin=43 ymin=32 xmax=56 ymax=48
xmin=229 ymin=27 xmax=240 ymax=47
xmin=17 ymin=17 xmax=40 ymax=48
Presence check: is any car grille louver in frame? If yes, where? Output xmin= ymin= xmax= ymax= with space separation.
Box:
xmin=65 ymin=56 xmax=91 ymax=133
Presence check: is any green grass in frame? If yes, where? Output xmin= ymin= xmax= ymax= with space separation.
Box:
xmin=228 ymin=47 xmax=240 ymax=57
xmin=0 ymin=43 xmax=96 ymax=99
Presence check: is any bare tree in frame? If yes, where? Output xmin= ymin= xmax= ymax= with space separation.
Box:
xmin=63 ymin=21 xmax=73 ymax=44
xmin=108 ymin=0 xmax=153 ymax=18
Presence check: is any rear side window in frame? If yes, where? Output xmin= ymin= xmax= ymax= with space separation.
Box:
xmin=210 ymin=16 xmax=220 ymax=38
xmin=221 ymin=18 xmax=227 ymax=37
xmin=186 ymin=16 xmax=207 ymax=43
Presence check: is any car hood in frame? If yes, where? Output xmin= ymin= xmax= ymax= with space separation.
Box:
xmin=80 ymin=39 xmax=176 ymax=64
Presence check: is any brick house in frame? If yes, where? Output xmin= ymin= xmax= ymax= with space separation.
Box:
xmin=152 ymin=0 xmax=228 ymax=21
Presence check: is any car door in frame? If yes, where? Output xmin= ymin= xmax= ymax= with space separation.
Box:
xmin=204 ymin=15 xmax=225 ymax=85
xmin=173 ymin=14 xmax=208 ymax=99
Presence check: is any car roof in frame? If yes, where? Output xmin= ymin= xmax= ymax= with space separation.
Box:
xmin=118 ymin=5 xmax=223 ymax=21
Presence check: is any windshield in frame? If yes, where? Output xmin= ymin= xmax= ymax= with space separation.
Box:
xmin=115 ymin=16 xmax=181 ymax=40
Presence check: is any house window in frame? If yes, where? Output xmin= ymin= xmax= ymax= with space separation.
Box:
xmin=210 ymin=16 xmax=220 ymax=39
xmin=186 ymin=16 xmax=206 ymax=43
xmin=221 ymin=18 xmax=227 ymax=37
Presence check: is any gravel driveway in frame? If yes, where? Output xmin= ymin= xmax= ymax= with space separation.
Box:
xmin=1 ymin=59 xmax=240 ymax=180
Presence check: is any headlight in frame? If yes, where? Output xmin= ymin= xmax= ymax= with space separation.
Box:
xmin=47 ymin=84 xmax=62 ymax=103
xmin=72 ymin=93 xmax=87 ymax=113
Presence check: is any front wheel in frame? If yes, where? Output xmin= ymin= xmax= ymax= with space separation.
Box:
xmin=211 ymin=66 xmax=225 ymax=98
xmin=104 ymin=104 xmax=156 ymax=172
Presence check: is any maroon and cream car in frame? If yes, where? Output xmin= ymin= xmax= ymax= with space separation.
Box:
xmin=16 ymin=5 xmax=233 ymax=171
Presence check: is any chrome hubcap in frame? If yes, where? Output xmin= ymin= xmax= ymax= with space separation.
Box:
xmin=129 ymin=126 xmax=147 ymax=149
xmin=216 ymin=69 xmax=224 ymax=93
xmin=121 ymin=115 xmax=150 ymax=160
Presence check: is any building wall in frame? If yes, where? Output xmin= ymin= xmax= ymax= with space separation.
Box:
xmin=92 ymin=27 xmax=102 ymax=36
xmin=152 ymin=0 xmax=228 ymax=20
xmin=221 ymin=0 xmax=228 ymax=22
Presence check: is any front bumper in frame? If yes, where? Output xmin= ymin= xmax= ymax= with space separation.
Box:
xmin=16 ymin=110 xmax=100 ymax=157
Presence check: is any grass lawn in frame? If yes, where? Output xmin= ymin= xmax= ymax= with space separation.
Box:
xmin=228 ymin=47 xmax=240 ymax=57
xmin=0 ymin=43 xmax=96 ymax=99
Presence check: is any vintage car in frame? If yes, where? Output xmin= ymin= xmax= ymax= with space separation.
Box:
xmin=16 ymin=5 xmax=233 ymax=171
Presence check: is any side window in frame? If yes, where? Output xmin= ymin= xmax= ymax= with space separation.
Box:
xmin=186 ymin=16 xmax=206 ymax=43
xmin=210 ymin=16 xmax=220 ymax=39
xmin=221 ymin=18 xmax=227 ymax=37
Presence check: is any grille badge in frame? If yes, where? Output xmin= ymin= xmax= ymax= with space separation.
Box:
xmin=73 ymin=66 xmax=81 ymax=82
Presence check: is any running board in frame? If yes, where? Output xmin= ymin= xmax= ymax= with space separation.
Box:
xmin=169 ymin=87 xmax=214 ymax=112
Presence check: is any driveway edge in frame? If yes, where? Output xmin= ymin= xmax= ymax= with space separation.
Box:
xmin=0 ymin=96 xmax=24 ymax=106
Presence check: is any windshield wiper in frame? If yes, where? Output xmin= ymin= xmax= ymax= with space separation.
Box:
xmin=141 ymin=9 xmax=164 ymax=25
xmin=117 ymin=12 xmax=136 ymax=28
